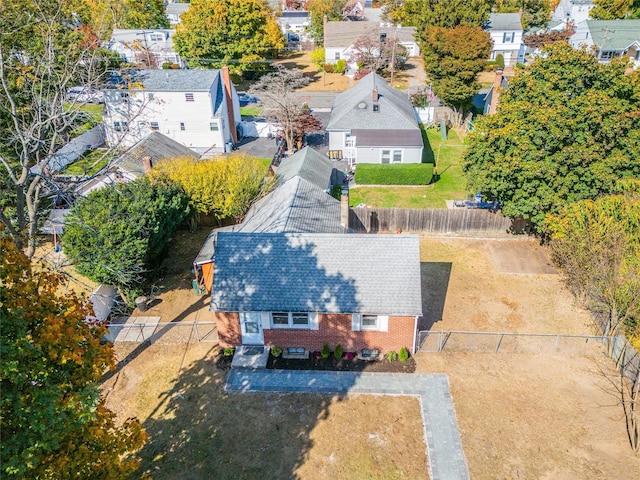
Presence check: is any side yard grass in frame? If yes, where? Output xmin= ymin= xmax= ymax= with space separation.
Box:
xmin=350 ymin=128 xmax=469 ymax=208
xmin=61 ymin=149 xmax=115 ymax=176
xmin=355 ymin=163 xmax=433 ymax=185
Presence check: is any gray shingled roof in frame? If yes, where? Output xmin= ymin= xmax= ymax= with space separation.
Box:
xmin=115 ymin=131 xmax=198 ymax=177
xmin=486 ymin=13 xmax=523 ymax=31
xmin=239 ymin=176 xmax=343 ymax=234
xmin=210 ymin=232 xmax=422 ymax=315
xmin=276 ymin=147 xmax=334 ymax=190
xmin=586 ymin=20 xmax=640 ymax=50
xmin=133 ymin=69 xmax=221 ymax=91
xmin=351 ymin=129 xmax=423 ymax=147
xmin=326 ymin=72 xmax=419 ymax=131
xmin=324 ymin=21 xmax=417 ymax=48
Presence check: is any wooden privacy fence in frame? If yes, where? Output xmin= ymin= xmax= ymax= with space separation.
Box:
xmin=349 ymin=206 xmax=513 ymax=234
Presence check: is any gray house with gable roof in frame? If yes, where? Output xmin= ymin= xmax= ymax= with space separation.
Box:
xmin=326 ymin=72 xmax=423 ymax=166
xmin=193 ymin=147 xmax=423 ymax=354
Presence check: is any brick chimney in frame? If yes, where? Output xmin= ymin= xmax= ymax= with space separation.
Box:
xmin=221 ymin=66 xmax=238 ymax=144
xmin=142 ymin=155 xmax=153 ymax=173
xmin=488 ymin=69 xmax=503 ymax=115
xmin=340 ymin=187 xmax=349 ymax=230
xmin=372 ymin=88 xmax=379 ymax=102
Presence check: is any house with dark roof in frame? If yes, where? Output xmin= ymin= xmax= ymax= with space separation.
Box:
xmin=570 ymin=19 xmax=640 ymax=66
xmin=103 ymin=68 xmax=241 ymax=154
xmin=324 ymin=21 xmax=420 ymax=66
xmin=326 ymin=72 xmax=423 ymax=166
xmin=485 ymin=13 xmax=525 ymax=67
xmin=193 ymin=146 xmax=423 ymax=355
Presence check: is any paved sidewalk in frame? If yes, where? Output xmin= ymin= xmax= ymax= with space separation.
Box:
xmin=225 ymin=370 xmax=469 ymax=480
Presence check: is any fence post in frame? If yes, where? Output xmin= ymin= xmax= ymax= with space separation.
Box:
xmin=554 ymin=334 xmax=560 ymax=353
xmin=194 ymin=322 xmax=201 ymax=342
xmin=495 ymin=334 xmax=503 ymax=353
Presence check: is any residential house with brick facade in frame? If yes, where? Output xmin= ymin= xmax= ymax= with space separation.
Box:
xmin=194 ymin=147 xmax=423 ymax=356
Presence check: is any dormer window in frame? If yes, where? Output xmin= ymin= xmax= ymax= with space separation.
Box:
xmin=373 ymin=103 xmax=379 ymax=112
xmin=185 ymin=93 xmax=194 ymax=102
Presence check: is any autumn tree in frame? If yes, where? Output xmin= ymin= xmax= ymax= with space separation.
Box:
xmin=173 ymin=0 xmax=284 ymax=71
xmin=0 ymin=234 xmax=146 ymax=478
xmin=0 ymin=0 xmax=112 ymax=258
xmin=384 ymin=0 xmax=492 ymax=31
xmin=250 ymin=66 xmax=323 ymax=151
xmin=523 ymin=22 xmax=576 ymax=49
xmin=148 ymin=154 xmax=272 ymax=221
xmin=421 ymin=25 xmax=492 ymax=123
xmin=84 ymin=0 xmax=169 ymax=36
xmin=464 ymin=44 xmax=640 ymax=230
xmin=63 ymin=177 xmax=189 ymax=299
xmin=306 ymin=0 xmax=347 ymax=43
xmin=493 ymin=0 xmax=551 ymax=29
xmin=591 ymin=0 xmax=640 ymax=19
xmin=349 ymin=34 xmax=408 ymax=75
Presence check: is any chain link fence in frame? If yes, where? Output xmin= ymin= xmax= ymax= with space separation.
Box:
xmin=105 ymin=320 xmax=218 ymax=344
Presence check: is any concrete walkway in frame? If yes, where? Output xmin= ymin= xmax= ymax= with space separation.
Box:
xmin=225 ymin=370 xmax=469 ymax=480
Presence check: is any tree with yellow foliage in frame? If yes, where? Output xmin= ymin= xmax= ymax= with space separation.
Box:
xmin=0 ymin=234 xmax=146 ymax=478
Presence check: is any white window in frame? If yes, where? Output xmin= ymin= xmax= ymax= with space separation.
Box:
xmin=503 ymin=32 xmax=514 ymax=43
xmin=392 ymin=150 xmax=403 ymax=164
xmin=180 ymin=122 xmax=185 ymax=131
xmin=210 ymin=122 xmax=219 ymax=131
xmin=150 ymin=121 xmax=159 ymax=131
xmin=113 ymin=121 xmax=128 ymax=132
xmin=334 ymin=52 xmax=340 ymax=60
xmin=362 ymin=315 xmax=378 ymax=330
xmin=185 ymin=92 xmax=194 ymax=102
xmin=381 ymin=150 xmax=390 ymax=164
xmin=150 ymin=34 xmax=164 ymax=42
xmin=271 ymin=312 xmax=309 ymax=328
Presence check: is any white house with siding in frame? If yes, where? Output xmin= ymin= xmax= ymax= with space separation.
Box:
xmin=103 ymin=69 xmax=241 ymax=154
xmin=108 ymin=29 xmax=184 ymax=68
xmin=485 ymin=13 xmax=525 ymax=66
xmin=326 ymin=72 xmax=423 ymax=166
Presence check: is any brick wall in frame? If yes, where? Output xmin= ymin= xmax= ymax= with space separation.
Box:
xmin=215 ymin=312 xmax=416 ymax=354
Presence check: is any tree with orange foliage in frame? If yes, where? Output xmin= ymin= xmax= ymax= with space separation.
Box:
xmin=0 ymin=234 xmax=146 ymax=478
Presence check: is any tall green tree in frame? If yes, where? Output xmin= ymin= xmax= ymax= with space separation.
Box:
xmin=493 ymin=0 xmax=551 ymax=29
xmin=84 ymin=0 xmax=169 ymax=36
xmin=591 ymin=0 xmax=640 ymax=19
xmin=173 ymin=0 xmax=284 ymax=71
xmin=0 ymin=0 xmax=109 ymax=258
xmin=63 ymin=177 xmax=189 ymax=298
xmin=464 ymin=44 xmax=640 ymax=230
xmin=384 ymin=0 xmax=492 ymax=30
xmin=0 ymin=234 xmax=146 ymax=478
xmin=306 ymin=0 xmax=347 ymax=43
xmin=421 ymin=25 xmax=492 ymax=122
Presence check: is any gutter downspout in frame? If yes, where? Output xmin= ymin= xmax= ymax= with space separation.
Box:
xmin=412 ymin=315 xmax=420 ymax=354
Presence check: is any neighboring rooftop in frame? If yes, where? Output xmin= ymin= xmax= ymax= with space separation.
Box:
xmin=115 ymin=131 xmax=198 ymax=177
xmin=586 ymin=19 xmax=640 ymax=49
xmin=210 ymin=232 xmax=423 ymax=315
xmin=324 ymin=21 xmax=417 ymax=48
xmin=275 ymin=147 xmax=334 ymax=190
xmin=129 ymin=69 xmax=221 ymax=91
xmin=326 ymin=72 xmax=419 ymax=131
xmin=486 ymin=13 xmax=523 ymax=31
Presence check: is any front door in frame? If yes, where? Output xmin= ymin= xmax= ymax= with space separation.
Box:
xmin=240 ymin=312 xmax=264 ymax=345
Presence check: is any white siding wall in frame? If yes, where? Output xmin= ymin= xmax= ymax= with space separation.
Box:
xmin=103 ymin=81 xmax=237 ymax=152
xmin=489 ymin=30 xmax=525 ymax=66
xmin=328 ymin=131 xmax=348 ymax=150
xmin=355 ymin=146 xmax=422 ymax=164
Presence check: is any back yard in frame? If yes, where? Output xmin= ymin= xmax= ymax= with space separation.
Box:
xmin=350 ymin=128 xmax=468 ymax=208
xmin=100 ymin=233 xmax=640 ymax=479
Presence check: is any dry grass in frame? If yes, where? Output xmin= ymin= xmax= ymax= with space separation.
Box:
xmin=275 ymin=52 xmax=353 ymax=92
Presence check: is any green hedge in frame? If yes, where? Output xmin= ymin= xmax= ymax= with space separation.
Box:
xmin=355 ymin=163 xmax=434 ymax=185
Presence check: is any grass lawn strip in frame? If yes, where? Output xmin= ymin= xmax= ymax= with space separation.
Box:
xmin=355 ymin=163 xmax=434 ymax=185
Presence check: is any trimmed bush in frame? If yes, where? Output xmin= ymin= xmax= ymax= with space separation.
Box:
xmin=386 ymin=351 xmax=398 ymax=361
xmin=355 ymin=163 xmax=434 ymax=185
xmin=495 ymin=54 xmax=505 ymax=69
xmin=334 ymin=344 xmax=344 ymax=359
xmin=321 ymin=343 xmax=331 ymax=359
xmin=271 ymin=346 xmax=282 ymax=357
xmin=399 ymin=347 xmax=409 ymax=362
xmin=223 ymin=347 xmax=235 ymax=356
xmin=323 ymin=63 xmax=334 ymax=73
xmin=335 ymin=59 xmax=347 ymax=74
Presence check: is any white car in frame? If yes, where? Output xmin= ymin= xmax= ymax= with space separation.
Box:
xmin=67 ymin=86 xmax=104 ymax=104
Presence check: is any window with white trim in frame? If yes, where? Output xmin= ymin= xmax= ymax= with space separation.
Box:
xmin=150 ymin=121 xmax=159 ymax=131
xmin=334 ymin=52 xmax=341 ymax=60
xmin=180 ymin=122 xmax=185 ymax=131
xmin=381 ymin=149 xmax=390 ymax=164
xmin=503 ymin=32 xmax=514 ymax=43
xmin=362 ymin=315 xmax=379 ymax=330
xmin=392 ymin=150 xmax=403 ymax=163
xmin=113 ymin=121 xmax=128 ymax=132
xmin=185 ymin=92 xmax=194 ymax=102
xmin=150 ymin=33 xmax=164 ymax=42
xmin=271 ymin=312 xmax=309 ymax=328
xmin=210 ymin=122 xmax=219 ymax=131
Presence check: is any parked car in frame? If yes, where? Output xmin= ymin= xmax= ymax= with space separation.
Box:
xmin=238 ymin=93 xmax=259 ymax=106
xmin=67 ymin=86 xmax=104 ymax=104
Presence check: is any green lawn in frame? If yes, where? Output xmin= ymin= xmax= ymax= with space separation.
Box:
xmin=355 ymin=163 xmax=433 ymax=185
xmin=350 ymin=128 xmax=469 ymax=209
xmin=240 ymin=105 xmax=263 ymax=117
xmin=62 ymin=149 xmax=114 ymax=176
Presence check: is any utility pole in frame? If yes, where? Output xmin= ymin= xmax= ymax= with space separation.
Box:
xmin=390 ymin=28 xmax=398 ymax=85
xmin=598 ymin=26 xmax=613 ymax=61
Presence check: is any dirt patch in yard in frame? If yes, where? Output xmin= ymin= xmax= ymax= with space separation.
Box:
xmin=103 ymin=343 xmax=427 ymax=480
